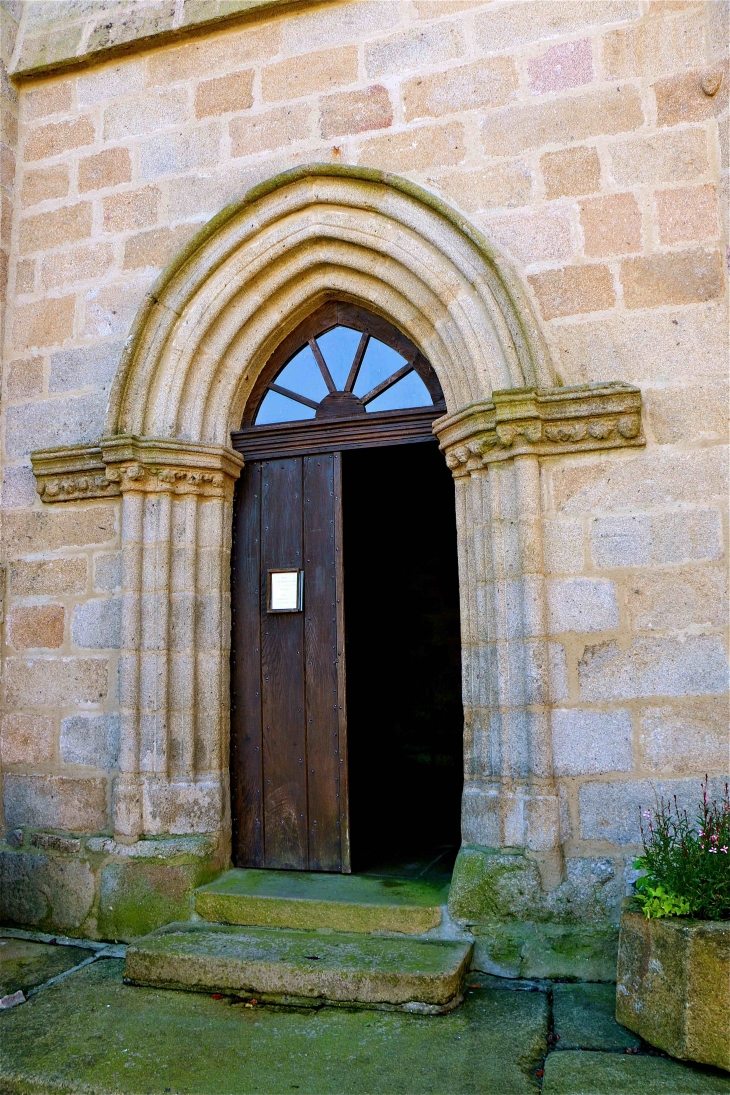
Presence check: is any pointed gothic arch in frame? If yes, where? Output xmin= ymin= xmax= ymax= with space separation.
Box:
xmin=32 ymin=166 xmax=643 ymax=889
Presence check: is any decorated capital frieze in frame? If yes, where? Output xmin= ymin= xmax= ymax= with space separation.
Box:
xmin=434 ymin=382 xmax=644 ymax=476
xmin=32 ymin=436 xmax=244 ymax=503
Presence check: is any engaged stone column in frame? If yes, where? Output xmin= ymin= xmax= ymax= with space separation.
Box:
xmin=101 ymin=437 xmax=244 ymax=844
xmin=436 ymin=382 xmax=643 ymax=888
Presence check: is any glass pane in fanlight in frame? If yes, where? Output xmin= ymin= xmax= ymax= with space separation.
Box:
xmin=316 ymin=326 xmax=363 ymax=389
xmin=365 ymin=370 xmax=433 ymax=412
xmin=275 ymin=344 xmax=329 ymax=402
xmin=255 ymin=389 xmax=315 ymax=424
xmin=353 ymin=337 xmax=407 ymax=398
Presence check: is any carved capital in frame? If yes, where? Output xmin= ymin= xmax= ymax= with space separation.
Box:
xmin=102 ymin=436 xmax=244 ymax=498
xmin=32 ymin=446 xmax=122 ymax=502
xmin=435 ymin=382 xmax=644 ymax=476
xmin=32 ymin=437 xmax=244 ymax=503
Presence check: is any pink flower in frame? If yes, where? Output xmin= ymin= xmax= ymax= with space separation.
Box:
xmin=721 ymin=846 xmax=728 ymax=854
xmin=643 ymin=811 xmax=651 ymax=819
xmin=709 ymin=848 xmax=717 ymax=854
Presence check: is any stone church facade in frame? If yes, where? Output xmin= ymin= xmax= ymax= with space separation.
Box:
xmin=0 ymin=0 xmax=726 ymax=978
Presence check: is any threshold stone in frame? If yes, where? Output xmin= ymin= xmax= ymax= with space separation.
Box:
xmin=125 ymin=922 xmax=472 ymax=1012
xmin=195 ymin=867 xmax=448 ymax=934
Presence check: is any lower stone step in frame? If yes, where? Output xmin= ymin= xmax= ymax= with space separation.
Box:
xmin=125 ymin=922 xmax=472 ymax=1013
xmin=194 ymin=868 xmax=448 ymax=934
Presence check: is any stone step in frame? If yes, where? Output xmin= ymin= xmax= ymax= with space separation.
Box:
xmin=194 ymin=868 xmax=449 ymax=935
xmin=124 ymin=922 xmax=472 ymax=1013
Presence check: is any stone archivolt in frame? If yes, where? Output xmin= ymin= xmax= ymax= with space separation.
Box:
xmin=27 ymin=168 xmax=644 ymax=886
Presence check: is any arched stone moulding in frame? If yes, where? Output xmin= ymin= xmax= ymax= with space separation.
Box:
xmin=30 ymin=166 xmax=644 ymax=872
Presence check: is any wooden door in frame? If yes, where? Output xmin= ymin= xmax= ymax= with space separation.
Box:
xmin=231 ymin=452 xmax=349 ymax=871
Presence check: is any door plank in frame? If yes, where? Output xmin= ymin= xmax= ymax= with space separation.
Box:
xmin=303 ymin=454 xmax=342 ymax=871
xmin=230 ymin=465 xmax=264 ymax=867
xmin=260 ymin=458 xmax=308 ymax=869
xmin=333 ymin=452 xmax=351 ymax=872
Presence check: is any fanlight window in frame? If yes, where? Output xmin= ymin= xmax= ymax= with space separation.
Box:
xmin=255 ymin=325 xmax=436 ymax=426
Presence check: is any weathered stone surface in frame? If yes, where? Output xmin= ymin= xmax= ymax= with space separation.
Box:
xmin=0 ymin=958 xmax=549 ymax=1094
xmin=580 ymin=192 xmax=642 ymax=257
xmin=7 ymin=603 xmax=64 ymax=649
xmin=472 ymin=922 xmax=619 ymax=982
xmin=621 ymin=249 xmax=725 ymax=309
xmin=529 ymin=264 xmax=615 ymax=319
xmin=78 ymin=147 xmax=132 ymax=192
xmin=93 ymin=552 xmax=121 ymax=592
xmin=0 ymin=937 xmax=90 ymax=997
xmin=547 ymin=577 xmax=618 ymax=634
xmin=541 ymin=145 xmax=601 ymax=198
xmin=639 ymin=699 xmax=729 ymax=774
xmin=481 ymin=87 xmax=644 ymax=157
xmin=4 ymin=656 xmax=108 ymax=707
xmin=578 ymin=636 xmax=728 ymax=701
xmin=0 ymin=713 xmax=54 ymax=765
xmin=49 ymin=340 xmax=121 ymax=393
xmin=552 ymin=982 xmax=639 ymax=1050
xmin=579 ymin=777 xmax=729 ymax=845
xmin=60 ymin=712 xmax=120 ymax=768
xmin=0 ymin=850 xmax=95 ymax=931
xmin=71 ymin=597 xmax=121 ymax=649
xmin=196 ymin=869 xmax=447 ymax=935
xmin=403 ymin=57 xmax=517 ymax=122
xmin=3 ymin=773 xmax=107 ymax=831
xmin=592 ymin=511 xmax=724 ymax=568
xmin=552 ymin=708 xmax=632 ymax=776
xmin=365 ymin=21 xmax=465 ymax=80
xmin=126 ymin=922 xmax=472 ymax=1009
xmin=555 ymin=302 xmax=728 ymax=386
xmin=542 ymin=1051 xmax=730 ymax=1094
xmin=12 ymin=294 xmax=75 ymax=351
xmin=98 ymin=860 xmax=221 ymax=942
xmin=616 ymin=910 xmax=730 ymax=1071
xmin=528 ymin=38 xmax=593 ymax=94
xmin=262 ymin=47 xmax=358 ymax=102
xmin=195 ymin=71 xmax=253 ymax=118
xmin=5 ymin=392 xmax=108 ymax=456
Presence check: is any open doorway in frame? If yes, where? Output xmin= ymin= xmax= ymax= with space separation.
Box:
xmin=343 ymin=441 xmax=463 ymax=878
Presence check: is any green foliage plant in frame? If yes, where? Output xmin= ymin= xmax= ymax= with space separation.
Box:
xmin=633 ymin=777 xmax=730 ymax=921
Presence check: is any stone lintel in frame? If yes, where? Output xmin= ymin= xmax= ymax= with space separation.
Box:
xmin=31 ymin=436 xmax=245 ymax=503
xmin=435 ymin=382 xmax=644 ymax=475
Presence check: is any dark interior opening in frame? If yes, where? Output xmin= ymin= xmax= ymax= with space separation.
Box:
xmin=343 ymin=441 xmax=463 ymax=876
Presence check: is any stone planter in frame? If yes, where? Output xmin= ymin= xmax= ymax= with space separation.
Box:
xmin=616 ymin=907 xmax=730 ymax=1071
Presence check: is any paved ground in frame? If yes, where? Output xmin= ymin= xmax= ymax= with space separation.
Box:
xmin=1 ymin=932 xmax=729 ymax=1094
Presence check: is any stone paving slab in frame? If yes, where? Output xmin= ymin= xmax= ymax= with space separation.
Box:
xmin=0 ymin=958 xmax=548 ymax=1094
xmin=195 ymin=868 xmax=449 ymax=934
xmin=0 ymin=937 xmax=90 ymax=998
xmin=125 ymin=921 xmax=472 ymax=1009
xmin=552 ymin=983 xmax=641 ymax=1051
xmin=542 ymin=1051 xmax=730 ymax=1094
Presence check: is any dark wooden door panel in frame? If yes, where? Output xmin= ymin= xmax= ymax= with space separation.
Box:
xmin=232 ymin=454 xmax=349 ymax=872
xmin=260 ymin=458 xmax=308 ymax=869
xmin=231 ymin=463 xmax=263 ymax=867
xmin=303 ymin=454 xmax=344 ymax=871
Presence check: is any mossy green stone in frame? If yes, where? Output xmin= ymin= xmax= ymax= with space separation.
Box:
xmin=0 ymin=938 xmax=90 ymax=997
xmin=552 ymin=983 xmax=640 ymax=1051
xmin=0 ymin=958 xmax=549 ymax=1094
xmin=195 ymin=868 xmax=448 ymax=934
xmin=542 ymin=1051 xmax=730 ymax=1094
xmin=125 ymin=922 xmax=472 ymax=1009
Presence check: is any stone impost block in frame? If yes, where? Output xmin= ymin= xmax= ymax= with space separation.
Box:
xmin=435 ymin=383 xmax=643 ymax=476
xmin=32 ymin=445 xmax=121 ymax=502
xmin=31 ymin=436 xmax=245 ymax=504
xmin=616 ymin=909 xmax=730 ymax=1071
